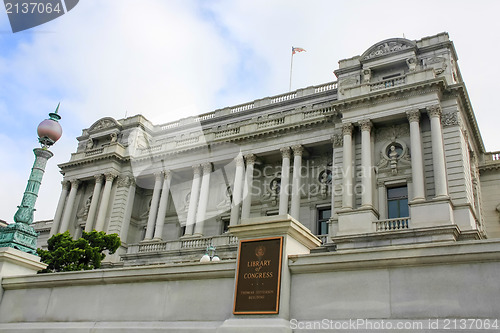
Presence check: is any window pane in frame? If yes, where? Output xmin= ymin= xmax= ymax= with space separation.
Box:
xmin=387 ymin=186 xmax=408 ymax=199
xmin=319 ymin=221 xmax=328 ymax=235
xmin=388 ymin=200 xmax=399 ymax=219
xmin=319 ymin=208 xmax=331 ymax=220
xmin=399 ymin=199 xmax=409 ymax=217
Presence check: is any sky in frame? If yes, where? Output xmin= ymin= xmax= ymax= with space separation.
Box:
xmin=1 ymin=0 xmax=499 ymax=222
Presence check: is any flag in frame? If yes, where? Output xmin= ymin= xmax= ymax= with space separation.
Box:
xmin=292 ymin=47 xmax=306 ymax=55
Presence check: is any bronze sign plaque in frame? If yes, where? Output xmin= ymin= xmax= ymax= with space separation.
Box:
xmin=233 ymin=236 xmax=283 ymax=314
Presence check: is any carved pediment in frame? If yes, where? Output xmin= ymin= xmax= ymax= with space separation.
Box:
xmin=88 ymin=117 xmax=122 ymax=133
xmin=361 ymin=38 xmax=416 ymax=61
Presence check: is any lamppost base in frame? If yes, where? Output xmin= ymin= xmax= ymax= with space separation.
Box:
xmin=0 ymin=223 xmax=38 ymax=255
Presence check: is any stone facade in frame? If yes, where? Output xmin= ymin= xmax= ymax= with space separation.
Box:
xmin=5 ymin=31 xmax=500 ymax=332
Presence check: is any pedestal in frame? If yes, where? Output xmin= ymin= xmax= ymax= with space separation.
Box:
xmin=217 ymin=215 xmax=320 ymax=333
xmin=0 ymin=223 xmax=39 ymax=254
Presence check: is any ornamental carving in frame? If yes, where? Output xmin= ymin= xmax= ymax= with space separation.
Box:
xmin=442 ymin=112 xmax=460 ymax=127
xmin=117 ymin=175 xmax=131 ymax=187
xmin=406 ymin=109 xmax=421 ymax=123
xmin=88 ymin=117 xmax=121 ymax=132
xmin=375 ymin=124 xmax=410 ymax=142
xmin=425 ymin=57 xmax=447 ymax=75
xmin=292 ymin=145 xmax=304 ymax=157
xmin=332 ymin=133 xmax=343 ymax=148
xmin=244 ymin=154 xmax=257 ymax=165
xmin=427 ymin=105 xmax=442 ymax=118
xmin=359 ymin=119 xmax=373 ymax=132
xmin=202 ymin=162 xmax=213 ymax=174
xmin=94 ymin=174 xmax=104 ymax=184
xmin=61 ymin=180 xmax=70 ymax=190
xmin=235 ymin=154 xmax=245 ymax=167
xmin=280 ymin=147 xmax=291 ymax=159
xmin=192 ymin=165 xmax=202 ymax=176
xmin=105 ymin=173 xmax=117 ymax=182
xmin=363 ymin=40 xmax=412 ymax=60
xmin=342 ymin=123 xmax=353 ymax=136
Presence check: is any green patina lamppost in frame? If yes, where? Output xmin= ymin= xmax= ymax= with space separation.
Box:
xmin=0 ymin=104 xmax=62 ymax=254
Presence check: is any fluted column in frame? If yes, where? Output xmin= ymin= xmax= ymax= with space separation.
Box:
xmin=241 ymin=154 xmax=256 ymax=219
xmin=84 ymin=174 xmax=104 ymax=232
xmin=279 ymin=147 xmax=291 ymax=215
xmin=230 ymin=154 xmax=245 ymax=226
xmin=406 ymin=109 xmax=426 ymax=201
xmin=194 ymin=163 xmax=212 ymax=235
xmin=341 ymin=123 xmax=354 ymax=209
xmin=59 ymin=179 xmax=80 ymax=233
xmin=119 ymin=176 xmax=136 ymax=242
xmin=360 ymin=120 xmax=373 ymax=208
xmin=50 ymin=180 xmax=70 ymax=236
xmin=153 ymin=170 xmax=172 ymax=240
xmin=290 ymin=145 xmax=304 ymax=219
xmin=144 ymin=172 xmax=163 ymax=240
xmin=94 ymin=173 xmax=116 ymax=232
xmin=427 ymin=105 xmax=449 ymax=198
xmin=185 ymin=165 xmax=202 ymax=235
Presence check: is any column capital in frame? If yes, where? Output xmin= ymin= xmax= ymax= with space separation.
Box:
xmin=244 ymin=154 xmax=257 ymax=165
xmin=163 ymin=169 xmax=172 ymax=179
xmin=153 ymin=171 xmax=164 ymax=180
xmin=426 ymin=105 xmax=442 ymax=118
xmin=359 ymin=119 xmax=372 ymax=132
xmin=406 ymin=109 xmax=421 ymax=123
xmin=342 ymin=122 xmax=353 ymax=136
xmin=235 ymin=154 xmax=245 ymax=167
xmin=104 ymin=173 xmax=117 ymax=182
xmin=192 ymin=164 xmax=202 ymax=176
xmin=61 ymin=180 xmax=71 ymax=190
xmin=94 ymin=174 xmax=104 ymax=184
xmin=292 ymin=145 xmax=304 ymax=157
xmin=70 ymin=179 xmax=81 ymax=188
xmin=280 ymin=147 xmax=291 ymax=159
xmin=202 ymin=162 xmax=213 ymax=174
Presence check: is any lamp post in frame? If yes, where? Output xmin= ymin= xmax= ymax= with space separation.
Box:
xmin=200 ymin=243 xmax=220 ymax=262
xmin=0 ymin=104 xmax=62 ymax=254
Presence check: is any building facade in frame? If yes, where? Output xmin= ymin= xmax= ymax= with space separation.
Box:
xmin=38 ymin=32 xmax=500 ymax=263
xmin=2 ymin=31 xmax=499 ymax=332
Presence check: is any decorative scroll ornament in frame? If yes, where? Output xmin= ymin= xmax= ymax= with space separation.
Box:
xmin=332 ymin=133 xmax=343 ymax=148
xmin=363 ymin=41 xmax=411 ymax=60
xmin=442 ymin=112 xmax=460 ymax=127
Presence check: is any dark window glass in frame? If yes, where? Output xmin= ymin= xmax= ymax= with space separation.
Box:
xmin=317 ymin=208 xmax=331 ymax=235
xmin=387 ymin=186 xmax=409 ymax=218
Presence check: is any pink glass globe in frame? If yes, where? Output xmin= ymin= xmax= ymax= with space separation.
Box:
xmin=37 ymin=118 xmax=63 ymax=143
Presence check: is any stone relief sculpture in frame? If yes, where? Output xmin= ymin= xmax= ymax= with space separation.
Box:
xmin=318 ymin=169 xmax=332 ymax=199
xmin=406 ymin=57 xmax=417 ymax=71
xmin=217 ymin=186 xmax=232 ymax=212
xmin=362 ymin=69 xmax=371 ymax=83
xmin=77 ymin=195 xmax=92 ymax=219
xmin=262 ymin=178 xmax=280 ymax=206
xmin=86 ymin=138 xmax=94 ymax=150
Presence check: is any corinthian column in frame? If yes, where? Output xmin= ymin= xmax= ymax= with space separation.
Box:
xmin=59 ymin=179 xmax=80 ymax=233
xmin=85 ymin=174 xmax=104 ymax=232
xmin=427 ymin=105 xmax=449 ymax=198
xmin=50 ymin=180 xmax=70 ymax=236
xmin=144 ymin=172 xmax=163 ymax=240
xmin=406 ymin=109 xmax=426 ymax=201
xmin=241 ymin=154 xmax=256 ymax=219
xmin=185 ymin=165 xmax=202 ymax=235
xmin=153 ymin=170 xmax=172 ymax=240
xmin=359 ymin=120 xmax=373 ymax=208
xmin=279 ymin=147 xmax=291 ymax=215
xmin=290 ymin=145 xmax=304 ymax=219
xmin=230 ymin=154 xmax=245 ymax=226
xmin=341 ymin=123 xmax=354 ymax=209
xmin=194 ymin=163 xmax=212 ymax=235
xmin=94 ymin=173 xmax=116 ymax=232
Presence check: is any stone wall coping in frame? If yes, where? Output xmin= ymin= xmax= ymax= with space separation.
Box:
xmin=1 ymin=259 xmax=236 ymax=290
xmin=288 ymin=239 xmax=500 ymax=273
xmin=0 ymin=247 xmax=47 ymax=272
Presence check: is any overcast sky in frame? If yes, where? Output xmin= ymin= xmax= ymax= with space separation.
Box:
xmin=1 ymin=0 xmax=499 ymax=222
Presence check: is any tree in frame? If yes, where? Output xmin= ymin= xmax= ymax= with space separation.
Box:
xmin=37 ymin=230 xmax=121 ymax=273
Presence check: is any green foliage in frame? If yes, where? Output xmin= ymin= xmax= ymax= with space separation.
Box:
xmin=37 ymin=231 xmax=121 ymax=273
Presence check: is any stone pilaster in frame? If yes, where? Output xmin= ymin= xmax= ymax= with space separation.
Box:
xmin=185 ymin=165 xmax=202 ymax=235
xmin=50 ymin=180 xmax=70 ymax=236
xmin=94 ymin=173 xmax=117 ymax=232
xmin=341 ymin=123 xmax=353 ymax=209
xmin=230 ymin=155 xmax=245 ymax=226
xmin=194 ymin=163 xmax=212 ymax=235
xmin=427 ymin=105 xmax=449 ymax=199
xmin=84 ymin=174 xmax=104 ymax=232
xmin=406 ymin=109 xmax=426 ymax=201
xmin=144 ymin=172 xmax=163 ymax=240
xmin=241 ymin=154 xmax=256 ymax=219
xmin=290 ymin=145 xmax=304 ymax=219
xmin=107 ymin=175 xmax=135 ymax=237
xmin=279 ymin=147 xmax=291 ymax=215
xmin=359 ymin=120 xmax=373 ymax=208
xmin=153 ymin=170 xmax=172 ymax=240
xmin=59 ymin=179 xmax=81 ymax=234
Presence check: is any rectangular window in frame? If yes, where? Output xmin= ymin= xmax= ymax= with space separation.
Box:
xmin=222 ymin=219 xmax=230 ymax=234
xmin=387 ymin=186 xmax=409 ymax=218
xmin=317 ymin=207 xmax=331 ymax=235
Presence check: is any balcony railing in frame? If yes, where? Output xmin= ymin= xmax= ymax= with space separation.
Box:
xmin=131 ymin=234 xmax=239 ymax=254
xmin=370 ymin=76 xmax=406 ymax=91
xmin=375 ymin=217 xmax=410 ymax=231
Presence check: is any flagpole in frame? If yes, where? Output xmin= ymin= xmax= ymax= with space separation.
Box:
xmin=289 ymin=47 xmax=294 ymax=91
